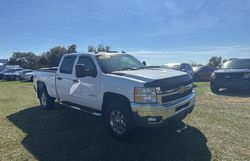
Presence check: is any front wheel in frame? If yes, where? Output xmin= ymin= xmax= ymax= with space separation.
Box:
xmin=39 ymin=88 xmax=54 ymax=109
xmin=210 ymin=82 xmax=220 ymax=93
xmin=105 ymin=102 xmax=134 ymax=140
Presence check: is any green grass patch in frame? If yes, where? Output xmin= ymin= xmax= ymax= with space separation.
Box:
xmin=0 ymin=81 xmax=249 ymax=161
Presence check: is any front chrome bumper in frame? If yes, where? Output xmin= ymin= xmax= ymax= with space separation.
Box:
xmin=131 ymin=92 xmax=196 ymax=127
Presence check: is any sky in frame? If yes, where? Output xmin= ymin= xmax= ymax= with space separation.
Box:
xmin=1 ymin=0 xmax=250 ymax=65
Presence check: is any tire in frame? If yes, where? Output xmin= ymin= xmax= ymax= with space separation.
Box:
xmin=104 ymin=102 xmax=135 ymax=140
xmin=15 ymin=76 xmax=20 ymax=81
xmin=210 ymin=82 xmax=219 ymax=93
xmin=30 ymin=76 xmax=34 ymax=82
xmin=39 ymin=87 xmax=55 ymax=109
xmin=195 ymin=75 xmax=199 ymax=82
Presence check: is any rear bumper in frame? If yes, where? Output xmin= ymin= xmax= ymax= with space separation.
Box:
xmin=131 ymin=92 xmax=196 ymax=127
xmin=211 ymin=79 xmax=250 ymax=90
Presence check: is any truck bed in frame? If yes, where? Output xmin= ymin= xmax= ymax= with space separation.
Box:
xmin=36 ymin=67 xmax=58 ymax=73
xmin=34 ymin=68 xmax=58 ymax=99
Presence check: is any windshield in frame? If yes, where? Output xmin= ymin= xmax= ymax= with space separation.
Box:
xmin=222 ymin=59 xmax=250 ymax=69
xmin=96 ymin=54 xmax=145 ymax=73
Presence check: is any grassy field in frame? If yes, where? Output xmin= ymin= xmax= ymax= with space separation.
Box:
xmin=0 ymin=81 xmax=250 ymax=161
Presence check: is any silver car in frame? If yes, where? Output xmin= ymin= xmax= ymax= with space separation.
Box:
xmin=161 ymin=63 xmax=194 ymax=78
xmin=22 ymin=71 xmax=34 ymax=81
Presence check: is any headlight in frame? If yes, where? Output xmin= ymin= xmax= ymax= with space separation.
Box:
xmin=243 ymin=73 xmax=250 ymax=79
xmin=211 ymin=72 xmax=216 ymax=79
xmin=134 ymin=87 xmax=157 ymax=104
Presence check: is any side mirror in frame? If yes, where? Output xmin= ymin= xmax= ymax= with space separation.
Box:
xmin=75 ymin=64 xmax=97 ymax=78
xmin=142 ymin=61 xmax=147 ymax=66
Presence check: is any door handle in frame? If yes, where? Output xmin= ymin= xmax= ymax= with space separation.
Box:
xmin=73 ymin=79 xmax=79 ymax=83
xmin=57 ymin=77 xmax=62 ymax=80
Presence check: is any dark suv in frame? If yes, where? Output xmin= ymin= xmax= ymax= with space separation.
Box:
xmin=210 ymin=58 xmax=250 ymax=93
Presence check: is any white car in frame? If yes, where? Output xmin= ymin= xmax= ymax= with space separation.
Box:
xmin=34 ymin=52 xmax=196 ymax=139
xmin=22 ymin=71 xmax=34 ymax=81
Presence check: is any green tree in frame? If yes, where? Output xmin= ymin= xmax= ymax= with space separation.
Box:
xmin=88 ymin=44 xmax=111 ymax=52
xmin=8 ymin=44 xmax=78 ymax=69
xmin=45 ymin=46 xmax=69 ymax=67
xmin=68 ymin=44 xmax=77 ymax=53
xmin=208 ymin=56 xmax=222 ymax=67
xmin=8 ymin=52 xmax=37 ymax=69
xmin=36 ymin=54 xmax=48 ymax=68
xmin=88 ymin=46 xmax=96 ymax=52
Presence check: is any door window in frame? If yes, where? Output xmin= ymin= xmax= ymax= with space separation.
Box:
xmin=77 ymin=57 xmax=96 ymax=72
xmin=60 ymin=56 xmax=76 ymax=74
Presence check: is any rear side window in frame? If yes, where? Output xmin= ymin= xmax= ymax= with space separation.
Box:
xmin=77 ymin=57 xmax=96 ymax=71
xmin=60 ymin=56 xmax=76 ymax=74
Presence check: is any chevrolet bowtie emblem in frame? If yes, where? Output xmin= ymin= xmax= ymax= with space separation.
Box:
xmin=177 ymin=86 xmax=186 ymax=94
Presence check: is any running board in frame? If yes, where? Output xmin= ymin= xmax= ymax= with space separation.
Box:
xmin=59 ymin=102 xmax=102 ymax=117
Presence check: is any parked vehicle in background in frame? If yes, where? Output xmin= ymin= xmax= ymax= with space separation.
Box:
xmin=0 ymin=67 xmax=5 ymax=79
xmin=34 ymin=52 xmax=196 ymax=139
xmin=2 ymin=68 xmax=23 ymax=81
xmin=1 ymin=65 xmax=21 ymax=80
xmin=193 ymin=66 xmax=216 ymax=82
xmin=19 ymin=69 xmax=34 ymax=81
xmin=22 ymin=71 xmax=34 ymax=81
xmin=210 ymin=58 xmax=250 ymax=93
xmin=161 ymin=63 xmax=194 ymax=78
xmin=0 ymin=66 xmax=5 ymax=72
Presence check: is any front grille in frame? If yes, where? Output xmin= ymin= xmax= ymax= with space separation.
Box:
xmin=216 ymin=73 xmax=244 ymax=81
xmin=161 ymin=88 xmax=192 ymax=103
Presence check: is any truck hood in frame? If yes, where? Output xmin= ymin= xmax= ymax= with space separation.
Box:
xmin=112 ymin=69 xmax=187 ymax=82
xmin=112 ymin=69 xmax=193 ymax=90
xmin=215 ymin=69 xmax=250 ymax=74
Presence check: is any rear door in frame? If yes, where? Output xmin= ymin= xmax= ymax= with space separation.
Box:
xmin=56 ymin=56 xmax=77 ymax=102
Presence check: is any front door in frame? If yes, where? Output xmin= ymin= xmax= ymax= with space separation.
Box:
xmin=70 ymin=56 xmax=101 ymax=110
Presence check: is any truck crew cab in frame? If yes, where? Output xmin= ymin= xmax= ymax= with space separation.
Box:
xmin=34 ymin=52 xmax=196 ymax=139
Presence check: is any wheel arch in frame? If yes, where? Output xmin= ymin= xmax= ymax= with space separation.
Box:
xmin=102 ymin=92 xmax=132 ymax=115
xmin=37 ymin=81 xmax=47 ymax=98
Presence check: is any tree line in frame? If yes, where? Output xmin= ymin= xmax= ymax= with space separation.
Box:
xmin=7 ymin=44 xmax=227 ymax=69
xmin=7 ymin=44 xmax=77 ymax=69
xmin=7 ymin=44 xmax=112 ymax=69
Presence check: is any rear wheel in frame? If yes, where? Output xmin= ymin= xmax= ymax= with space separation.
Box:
xmin=39 ymin=87 xmax=54 ymax=109
xmin=104 ymin=102 xmax=134 ymax=140
xmin=30 ymin=76 xmax=34 ymax=82
xmin=195 ymin=75 xmax=199 ymax=82
xmin=15 ymin=76 xmax=20 ymax=81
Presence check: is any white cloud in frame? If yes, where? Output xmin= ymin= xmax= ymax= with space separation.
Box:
xmin=128 ymin=44 xmax=250 ymax=65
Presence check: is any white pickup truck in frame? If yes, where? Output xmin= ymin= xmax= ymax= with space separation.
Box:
xmin=34 ymin=52 xmax=196 ymax=139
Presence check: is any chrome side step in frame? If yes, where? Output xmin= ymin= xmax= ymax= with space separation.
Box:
xmin=59 ymin=102 xmax=102 ymax=117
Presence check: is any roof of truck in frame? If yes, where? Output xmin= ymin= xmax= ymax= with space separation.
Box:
xmin=66 ymin=52 xmax=126 ymax=57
